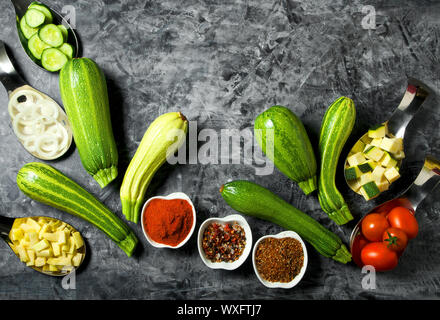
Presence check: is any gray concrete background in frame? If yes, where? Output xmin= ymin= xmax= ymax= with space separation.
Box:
xmin=0 ymin=0 xmax=439 ymax=299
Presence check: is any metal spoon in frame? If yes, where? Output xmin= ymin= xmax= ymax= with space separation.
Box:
xmin=10 ymin=0 xmax=80 ymax=71
xmin=350 ymin=155 xmax=440 ymax=266
xmin=0 ymin=40 xmax=73 ymax=160
xmin=345 ymin=78 xmax=431 ymax=195
xmin=0 ymin=215 xmax=86 ymax=277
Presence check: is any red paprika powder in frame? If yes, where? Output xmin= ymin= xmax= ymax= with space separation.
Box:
xmin=143 ymin=198 xmax=194 ymax=247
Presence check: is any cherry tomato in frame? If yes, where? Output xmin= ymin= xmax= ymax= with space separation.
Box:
xmin=361 ymin=242 xmax=399 ymax=271
xmin=361 ymin=213 xmax=390 ymax=242
xmin=382 ymin=227 xmax=408 ymax=252
xmin=387 ymin=207 xmax=419 ymax=239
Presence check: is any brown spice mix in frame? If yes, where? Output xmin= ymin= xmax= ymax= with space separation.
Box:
xmin=255 ymin=237 xmax=304 ymax=283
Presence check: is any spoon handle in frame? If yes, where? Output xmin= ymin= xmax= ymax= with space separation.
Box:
xmin=387 ymin=78 xmax=430 ymax=138
xmin=0 ymin=41 xmax=27 ymax=93
xmin=0 ymin=215 xmax=15 ymax=243
xmin=403 ymin=156 xmax=440 ymax=211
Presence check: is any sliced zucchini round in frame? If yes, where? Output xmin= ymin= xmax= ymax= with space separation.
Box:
xmin=39 ymin=24 xmax=64 ymax=47
xmin=58 ymin=43 xmax=74 ymax=59
xmin=41 ymin=48 xmax=68 ymax=72
xmin=28 ymin=34 xmax=51 ymax=60
xmin=28 ymin=2 xmax=53 ymax=24
xmin=57 ymin=24 xmax=69 ymax=42
xmin=19 ymin=17 xmax=39 ymax=39
xmin=24 ymin=8 xmax=46 ymax=28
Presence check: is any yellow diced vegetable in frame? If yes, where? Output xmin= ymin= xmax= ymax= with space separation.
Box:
xmin=52 ymin=242 xmax=61 ymax=256
xmin=17 ymin=245 xmax=29 ymax=262
xmin=72 ymin=232 xmax=84 ymax=249
xmin=32 ymin=239 xmax=50 ymax=252
xmin=41 ymin=232 xmax=59 ymax=242
xmin=72 ymin=253 xmax=83 ymax=267
xmin=27 ymin=249 xmax=36 ymax=265
xmin=10 ymin=228 xmax=24 ymax=242
xmin=34 ymin=257 xmax=46 ymax=267
xmin=36 ymin=248 xmax=52 ymax=257
xmin=25 ymin=218 xmax=42 ymax=233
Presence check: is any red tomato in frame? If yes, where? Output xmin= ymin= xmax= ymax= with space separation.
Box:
xmin=361 ymin=213 xmax=390 ymax=242
xmin=387 ymin=207 xmax=419 ymax=239
xmin=382 ymin=227 xmax=408 ymax=252
xmin=361 ymin=242 xmax=399 ymax=271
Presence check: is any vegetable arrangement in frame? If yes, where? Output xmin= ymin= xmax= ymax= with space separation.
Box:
xmin=59 ymin=58 xmax=119 ymax=188
xmin=120 ymin=112 xmax=188 ymax=223
xmin=220 ymin=180 xmax=352 ymax=264
xmin=19 ymin=2 xmax=74 ymax=72
xmin=254 ymin=106 xmax=317 ymax=195
xmin=16 ymin=162 xmax=138 ymax=257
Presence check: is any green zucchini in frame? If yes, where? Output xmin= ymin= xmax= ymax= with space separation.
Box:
xmin=59 ymin=58 xmax=119 ymax=188
xmin=220 ymin=180 xmax=352 ymax=264
xmin=254 ymin=106 xmax=317 ymax=195
xmin=318 ymin=97 xmax=356 ymax=225
xmin=41 ymin=48 xmax=68 ymax=72
xmin=19 ymin=17 xmax=38 ymax=39
xmin=39 ymin=24 xmax=64 ymax=47
xmin=16 ymin=162 xmax=138 ymax=257
xmin=120 ymin=112 xmax=188 ymax=223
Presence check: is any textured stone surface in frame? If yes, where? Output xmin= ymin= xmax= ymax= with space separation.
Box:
xmin=0 ymin=0 xmax=439 ymax=299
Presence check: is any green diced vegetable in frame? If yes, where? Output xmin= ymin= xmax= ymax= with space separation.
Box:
xmin=360 ymin=181 xmax=380 ymax=200
xmin=368 ymin=124 xmax=387 ymax=138
xmin=345 ymin=166 xmax=361 ymax=181
xmin=358 ymin=161 xmax=375 ymax=173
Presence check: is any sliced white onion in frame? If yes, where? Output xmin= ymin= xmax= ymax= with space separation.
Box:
xmin=36 ymin=100 xmax=59 ymax=120
xmin=35 ymin=134 xmax=60 ymax=158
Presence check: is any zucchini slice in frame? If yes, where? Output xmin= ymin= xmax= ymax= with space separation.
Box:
xmin=19 ymin=17 xmax=39 ymax=39
xmin=58 ymin=43 xmax=74 ymax=59
xmin=41 ymin=48 xmax=68 ymax=72
xmin=39 ymin=24 xmax=64 ymax=47
xmin=24 ymin=8 xmax=46 ymax=28
xmin=57 ymin=24 xmax=69 ymax=42
xmin=28 ymin=2 xmax=53 ymax=24
xmin=28 ymin=33 xmax=51 ymax=60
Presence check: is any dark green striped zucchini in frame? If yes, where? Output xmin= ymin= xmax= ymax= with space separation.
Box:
xmin=16 ymin=162 xmax=138 ymax=257
xmin=220 ymin=180 xmax=352 ymax=264
xmin=318 ymin=97 xmax=356 ymax=225
xmin=254 ymin=106 xmax=317 ymax=195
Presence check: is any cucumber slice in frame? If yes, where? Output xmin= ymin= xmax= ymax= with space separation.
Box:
xmin=58 ymin=43 xmax=74 ymax=59
xmin=28 ymin=33 xmax=51 ymax=60
xmin=28 ymin=2 xmax=53 ymax=24
xmin=19 ymin=17 xmax=39 ymax=39
xmin=39 ymin=24 xmax=64 ymax=47
xmin=24 ymin=8 xmax=46 ymax=28
xmin=57 ymin=24 xmax=68 ymax=42
xmin=41 ymin=48 xmax=68 ymax=72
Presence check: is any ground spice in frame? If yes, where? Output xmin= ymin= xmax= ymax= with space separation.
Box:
xmin=202 ymin=222 xmax=246 ymax=262
xmin=255 ymin=237 xmax=304 ymax=283
xmin=143 ymin=198 xmax=194 ymax=247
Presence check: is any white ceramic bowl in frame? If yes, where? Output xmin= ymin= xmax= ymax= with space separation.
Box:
xmin=252 ymin=231 xmax=308 ymax=289
xmin=198 ymin=214 xmax=252 ymax=270
xmin=140 ymin=192 xmax=196 ymax=249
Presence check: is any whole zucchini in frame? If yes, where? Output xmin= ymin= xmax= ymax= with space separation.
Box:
xmin=254 ymin=106 xmax=317 ymax=195
xmin=318 ymin=97 xmax=356 ymax=225
xmin=16 ymin=162 xmax=138 ymax=257
xmin=220 ymin=180 xmax=352 ymax=264
xmin=59 ymin=58 xmax=118 ymax=188
xmin=120 ymin=112 xmax=188 ymax=223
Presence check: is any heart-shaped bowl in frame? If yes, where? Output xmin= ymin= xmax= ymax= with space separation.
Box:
xmin=140 ymin=192 xmax=196 ymax=249
xmin=252 ymin=230 xmax=308 ymax=289
xmin=197 ymin=214 xmax=252 ymax=270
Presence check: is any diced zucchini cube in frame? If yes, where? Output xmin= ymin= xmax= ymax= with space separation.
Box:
xmin=34 ymin=257 xmax=46 ymax=267
xmin=351 ymin=140 xmax=366 ymax=154
xmin=380 ymin=137 xmax=403 ymax=154
xmin=72 ymin=232 xmax=84 ymax=249
xmin=360 ymin=181 xmax=381 ymax=200
xmin=347 ymin=152 xmax=367 ymax=167
xmin=370 ymin=138 xmax=383 ymax=147
xmin=357 ymin=160 xmax=377 ymax=173
xmin=364 ymin=146 xmax=384 ymax=162
xmin=359 ymin=172 xmax=374 ymax=186
xmin=368 ymin=124 xmax=388 ymax=138
xmin=376 ymin=179 xmax=390 ymax=192
xmin=372 ymin=165 xmax=386 ymax=180
xmin=380 ymin=152 xmax=398 ymax=168
xmin=360 ymin=135 xmax=373 ymax=145
xmin=393 ymin=150 xmax=405 ymax=160
xmin=345 ymin=166 xmax=361 ymax=181
xmin=348 ymin=179 xmax=362 ymax=192
xmin=384 ymin=167 xmax=400 ymax=183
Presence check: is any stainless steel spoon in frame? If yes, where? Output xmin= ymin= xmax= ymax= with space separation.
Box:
xmin=345 ymin=78 xmax=431 ymax=195
xmin=10 ymin=0 xmax=79 ymax=71
xmin=0 ymin=215 xmax=86 ymax=277
xmin=0 ymin=40 xmax=73 ymax=160
xmin=350 ymin=155 xmax=440 ymax=266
